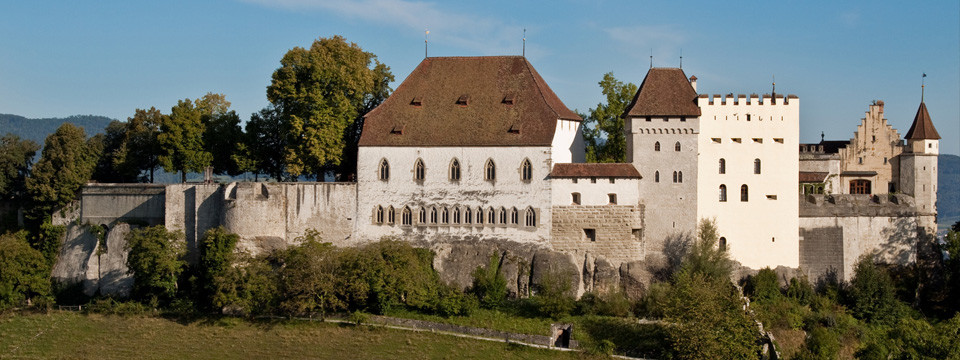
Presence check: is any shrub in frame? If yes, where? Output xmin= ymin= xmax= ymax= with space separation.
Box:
xmin=197 ymin=226 xmax=240 ymax=310
xmin=34 ymin=219 xmax=65 ymax=266
xmin=575 ymin=291 xmax=633 ymax=317
xmin=277 ymin=239 xmax=342 ymax=317
xmin=470 ymin=253 xmax=507 ymax=309
xmin=430 ymin=284 xmax=477 ymax=317
xmin=532 ymin=269 xmax=575 ymax=319
xmin=785 ymin=275 xmax=814 ymax=305
xmin=844 ymin=255 xmax=904 ymax=324
xmin=125 ymin=225 xmax=185 ymax=305
xmin=681 ymin=219 xmax=733 ymax=281
xmin=794 ymin=325 xmax=840 ymax=360
xmin=0 ymin=233 xmax=51 ymax=310
xmin=744 ymin=267 xmax=781 ymax=302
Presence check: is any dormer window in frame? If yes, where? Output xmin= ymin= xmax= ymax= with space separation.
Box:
xmin=508 ymin=124 xmax=521 ymax=134
xmin=390 ymin=125 xmax=404 ymax=135
xmin=502 ymin=94 xmax=516 ymax=105
xmin=457 ymin=94 xmax=470 ymax=106
xmin=411 ymin=96 xmax=423 ymax=107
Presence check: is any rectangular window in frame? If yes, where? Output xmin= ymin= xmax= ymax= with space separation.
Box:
xmin=571 ymin=193 xmax=581 ymax=205
xmin=590 ymin=177 xmax=597 ymax=183
xmin=572 ymin=178 xmax=578 ymax=184
xmin=753 ymin=138 xmax=762 ymax=143
xmin=608 ymin=193 xmax=617 ymax=204
xmin=632 ymin=229 xmax=642 ymax=242
xmin=645 ymin=116 xmax=651 ymax=122
xmin=766 ymin=195 xmax=778 ymax=200
xmin=773 ymin=138 xmax=784 ymax=143
xmin=732 ymin=138 xmax=742 ymax=143
xmin=609 ymin=177 xmax=615 ymax=184
xmin=583 ymin=228 xmax=596 ymax=242
xmin=712 ymin=138 xmax=721 ymax=143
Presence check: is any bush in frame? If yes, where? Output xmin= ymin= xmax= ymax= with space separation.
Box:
xmin=34 ymin=219 xmax=65 ymax=266
xmin=844 ymin=255 xmax=904 ymax=324
xmin=0 ymin=233 xmax=51 ymax=310
xmin=470 ymin=253 xmax=507 ymax=309
xmin=794 ymin=325 xmax=840 ymax=360
xmin=575 ymin=291 xmax=633 ymax=317
xmin=197 ymin=226 xmax=239 ymax=310
xmin=681 ymin=219 xmax=733 ymax=281
xmin=532 ymin=269 xmax=575 ymax=319
xmin=430 ymin=285 xmax=477 ymax=317
xmin=785 ymin=275 xmax=814 ymax=305
xmin=125 ymin=225 xmax=186 ymax=305
xmin=745 ymin=267 xmax=781 ymax=302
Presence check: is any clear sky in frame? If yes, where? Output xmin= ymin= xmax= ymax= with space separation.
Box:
xmin=1 ymin=1 xmax=957 ymax=154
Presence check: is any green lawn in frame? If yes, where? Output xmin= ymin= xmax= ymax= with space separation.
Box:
xmin=0 ymin=312 xmax=589 ymax=360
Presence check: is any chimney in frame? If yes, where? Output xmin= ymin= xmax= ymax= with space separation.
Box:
xmin=689 ymin=75 xmax=697 ymax=92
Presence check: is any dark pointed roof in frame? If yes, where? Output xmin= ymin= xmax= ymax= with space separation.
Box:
xmin=622 ymin=68 xmax=701 ymax=118
xmin=359 ymin=56 xmax=581 ymax=147
xmin=904 ymin=102 xmax=940 ymax=140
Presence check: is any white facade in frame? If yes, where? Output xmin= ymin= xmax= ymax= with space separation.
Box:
xmin=697 ymin=94 xmax=800 ymax=268
xmin=356 ymin=146 xmax=556 ymax=243
xmin=551 ymin=177 xmax=640 ymax=206
xmin=552 ymin=119 xmax=586 ymax=164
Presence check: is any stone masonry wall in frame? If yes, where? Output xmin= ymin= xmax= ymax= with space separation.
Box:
xmin=550 ymin=205 xmax=643 ymax=266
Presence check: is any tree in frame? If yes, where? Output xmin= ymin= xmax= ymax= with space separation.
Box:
xmin=197 ymin=226 xmax=239 ymax=310
xmin=845 ymin=255 xmax=903 ymax=324
xmin=0 ymin=134 xmax=40 ymax=202
xmin=126 ymin=225 xmax=185 ymax=304
xmin=92 ymin=121 xmax=140 ymax=183
xmin=158 ymin=94 xmax=230 ymax=182
xmin=277 ymin=238 xmax=343 ymax=317
xmin=25 ymin=123 xmax=99 ymax=223
xmin=582 ymin=73 xmax=637 ymax=163
xmin=240 ymin=106 xmax=288 ymax=181
xmin=126 ymin=108 xmax=164 ymax=183
xmin=471 ymin=253 xmax=508 ymax=309
xmin=0 ymin=232 xmax=51 ymax=310
xmin=203 ymin=110 xmax=243 ymax=176
xmin=267 ymin=35 xmax=393 ymax=178
xmin=681 ymin=218 xmax=734 ymax=281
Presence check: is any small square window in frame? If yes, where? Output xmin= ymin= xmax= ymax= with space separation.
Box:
xmin=590 ymin=177 xmax=597 ymax=183
xmin=645 ymin=116 xmax=651 ymax=122
xmin=712 ymin=138 xmax=721 ymax=143
xmin=572 ymin=178 xmax=578 ymax=184
xmin=572 ymin=193 xmax=581 ymax=205
xmin=608 ymin=193 xmax=617 ymax=204
xmin=609 ymin=177 xmax=615 ymax=184
xmin=732 ymin=138 xmax=742 ymax=143
xmin=773 ymin=138 xmax=784 ymax=144
xmin=583 ymin=228 xmax=596 ymax=242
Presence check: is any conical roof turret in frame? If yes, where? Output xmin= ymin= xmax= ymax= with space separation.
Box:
xmin=904 ymin=102 xmax=940 ymax=140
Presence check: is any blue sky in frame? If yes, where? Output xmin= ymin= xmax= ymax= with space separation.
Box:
xmin=1 ymin=1 xmax=957 ymax=154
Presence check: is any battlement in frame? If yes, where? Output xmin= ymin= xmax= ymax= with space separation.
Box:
xmin=699 ymin=93 xmax=798 ymax=106
xmin=799 ymin=193 xmax=919 ymax=218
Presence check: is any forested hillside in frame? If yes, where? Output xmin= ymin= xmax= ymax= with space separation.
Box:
xmin=0 ymin=114 xmax=114 ymax=144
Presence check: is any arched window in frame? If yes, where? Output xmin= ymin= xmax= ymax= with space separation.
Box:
xmin=655 ymin=171 xmax=660 ymax=183
xmin=675 ymin=141 xmax=681 ymax=151
xmin=449 ymin=158 xmax=461 ymax=181
xmin=415 ymin=158 xmax=425 ymax=181
xmin=453 ymin=207 xmax=461 ymax=224
xmin=741 ymin=185 xmax=749 ymax=202
xmin=488 ymin=207 xmax=496 ymax=224
xmin=754 ymin=159 xmax=761 ymax=174
xmin=521 ymin=159 xmax=532 ymax=181
xmin=499 ymin=207 xmax=507 ymax=224
xmin=388 ymin=206 xmax=395 ymax=224
xmin=510 ymin=207 xmax=519 ymax=224
xmin=485 ymin=159 xmax=496 ymax=181
xmin=441 ymin=207 xmax=449 ymax=224
xmin=654 ymin=142 xmax=661 ymax=151
xmin=719 ymin=158 xmax=726 ymax=174
xmin=464 ymin=208 xmax=472 ymax=224
xmin=678 ymin=171 xmax=683 ymax=183
xmin=525 ymin=207 xmax=536 ymax=227
xmin=672 ymin=171 xmax=678 ymax=183
xmin=719 ymin=237 xmax=727 ymax=251
xmin=378 ymin=159 xmax=390 ymax=180
xmin=418 ymin=207 xmax=426 ymax=224
xmin=376 ymin=206 xmax=384 ymax=224
xmin=719 ymin=185 xmax=727 ymax=202
xmin=477 ymin=207 xmax=485 ymax=224
xmin=430 ymin=207 xmax=438 ymax=224
xmin=401 ymin=206 xmax=412 ymax=225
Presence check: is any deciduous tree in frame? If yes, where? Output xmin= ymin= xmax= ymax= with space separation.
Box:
xmin=582 ymin=73 xmax=637 ymax=163
xmin=126 ymin=225 xmax=185 ymax=304
xmin=267 ymin=35 xmax=393 ymax=178
xmin=0 ymin=232 xmax=51 ymax=310
xmin=158 ymin=93 xmax=230 ymax=182
xmin=25 ymin=123 xmax=99 ymax=222
xmin=125 ymin=108 xmax=164 ymax=182
xmin=0 ymin=134 xmax=40 ymax=202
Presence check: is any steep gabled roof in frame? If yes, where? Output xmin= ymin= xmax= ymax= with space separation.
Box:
xmin=622 ymin=68 xmax=701 ymax=118
xmin=359 ymin=56 xmax=581 ymax=147
xmin=550 ymin=163 xmax=641 ymax=178
xmin=904 ymin=102 xmax=940 ymax=140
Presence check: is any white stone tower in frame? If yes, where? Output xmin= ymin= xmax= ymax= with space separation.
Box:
xmin=899 ymin=99 xmax=940 ymax=233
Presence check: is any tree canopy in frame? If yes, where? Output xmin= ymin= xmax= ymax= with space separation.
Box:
xmin=0 ymin=134 xmax=40 ymax=202
xmin=267 ymin=35 xmax=393 ymax=178
xmin=158 ymin=93 xmax=232 ymax=182
xmin=25 ymin=123 xmax=100 ymax=222
xmin=582 ymin=73 xmax=637 ymax=163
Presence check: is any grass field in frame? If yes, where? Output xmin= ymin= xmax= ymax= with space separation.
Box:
xmin=0 ymin=312 xmax=590 ymax=360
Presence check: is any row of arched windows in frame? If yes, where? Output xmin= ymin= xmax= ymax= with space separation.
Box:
xmin=653 ymin=141 xmax=683 ymax=152
xmin=374 ymin=205 xmax=537 ymax=227
xmin=717 ymin=158 xmax=761 ymax=174
xmin=653 ymin=171 xmax=683 ymax=183
xmin=379 ymin=158 xmax=533 ymax=182
xmin=718 ymin=184 xmax=749 ymax=202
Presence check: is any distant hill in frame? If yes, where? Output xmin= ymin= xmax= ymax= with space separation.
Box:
xmin=1 ymin=113 xmax=116 ymax=144
xmin=940 ymin=154 xmax=960 ymax=229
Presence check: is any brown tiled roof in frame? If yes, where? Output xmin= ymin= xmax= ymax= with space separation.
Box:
xmin=799 ymin=171 xmax=828 ymax=183
xmin=550 ymin=163 xmax=641 ymax=178
xmin=622 ymin=68 xmax=701 ymax=118
xmin=359 ymin=56 xmax=581 ymax=147
xmin=904 ymin=102 xmax=940 ymax=140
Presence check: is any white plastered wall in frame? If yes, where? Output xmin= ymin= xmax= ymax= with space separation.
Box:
xmin=552 ymin=119 xmax=585 ymax=164
xmin=697 ymin=95 xmax=800 ymax=268
xmin=551 ymin=178 xmax=640 ymax=206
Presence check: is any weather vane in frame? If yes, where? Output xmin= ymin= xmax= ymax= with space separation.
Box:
xmin=424 ymin=29 xmax=429 ymax=58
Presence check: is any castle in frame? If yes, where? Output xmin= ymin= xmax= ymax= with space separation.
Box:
xmin=52 ymin=56 xmax=940 ymax=296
